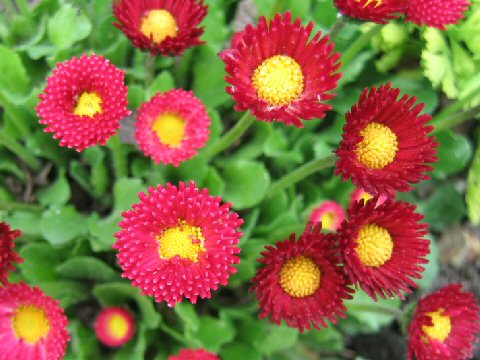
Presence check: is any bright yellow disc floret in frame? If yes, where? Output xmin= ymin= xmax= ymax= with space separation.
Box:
xmin=140 ymin=9 xmax=178 ymax=43
xmin=422 ymin=309 xmax=452 ymax=342
xmin=356 ymin=224 xmax=394 ymax=267
xmin=108 ymin=314 xmax=129 ymax=339
xmin=252 ymin=55 xmax=304 ymax=106
xmin=13 ymin=305 xmax=50 ymax=345
xmin=151 ymin=113 xmax=186 ymax=147
xmin=158 ymin=220 xmax=205 ymax=262
xmin=74 ymin=92 xmax=103 ymax=117
xmin=356 ymin=122 xmax=398 ymax=169
xmin=279 ymin=256 xmax=321 ymax=298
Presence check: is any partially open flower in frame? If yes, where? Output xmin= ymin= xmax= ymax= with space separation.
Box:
xmin=114 ymin=181 xmax=243 ymax=307
xmin=335 ymin=83 xmax=438 ymax=196
xmin=350 ymin=188 xmax=388 ymax=208
xmin=407 ymin=284 xmax=480 ymax=360
xmin=220 ymin=12 xmax=341 ymax=127
xmin=113 ymin=0 xmax=208 ymax=56
xmin=251 ymin=223 xmax=353 ymax=332
xmin=309 ymin=201 xmax=346 ymax=232
xmin=95 ymin=307 xmax=135 ymax=347
xmin=135 ymin=89 xmax=210 ymax=166
xmin=334 ymin=0 xmax=407 ymax=24
xmin=404 ymin=0 xmax=470 ymax=30
xmin=337 ymin=198 xmax=430 ymax=300
xmin=37 ymin=54 xmax=130 ymax=152
xmin=0 ymin=222 xmax=23 ymax=286
xmin=0 ymin=282 xmax=70 ymax=360
xmin=169 ymin=348 xmax=220 ymax=360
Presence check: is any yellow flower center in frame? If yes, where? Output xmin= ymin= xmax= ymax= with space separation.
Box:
xmin=74 ymin=92 xmax=103 ymax=118
xmin=279 ymin=256 xmax=321 ymax=298
xmin=151 ymin=113 xmax=186 ymax=147
xmin=140 ymin=9 xmax=178 ymax=43
xmin=356 ymin=122 xmax=398 ymax=169
xmin=321 ymin=212 xmax=336 ymax=231
xmin=157 ymin=221 xmax=206 ymax=262
xmin=357 ymin=0 xmax=383 ymax=6
xmin=12 ymin=305 xmax=50 ymax=345
xmin=360 ymin=191 xmax=374 ymax=203
xmin=356 ymin=224 xmax=394 ymax=267
xmin=108 ymin=314 xmax=129 ymax=340
xmin=252 ymin=55 xmax=304 ymax=106
xmin=423 ymin=309 xmax=452 ymax=342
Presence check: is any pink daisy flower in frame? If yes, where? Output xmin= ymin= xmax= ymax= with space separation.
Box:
xmin=0 ymin=222 xmax=23 ymax=286
xmin=95 ymin=307 xmax=135 ymax=347
xmin=309 ymin=201 xmax=346 ymax=232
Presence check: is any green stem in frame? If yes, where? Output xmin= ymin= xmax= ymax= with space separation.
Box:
xmin=329 ymin=16 xmax=347 ymax=39
xmin=0 ymin=200 xmax=43 ymax=212
xmin=434 ymin=87 xmax=480 ymax=121
xmin=0 ymin=132 xmax=41 ymax=171
xmin=107 ymin=135 xmax=128 ymax=179
xmin=267 ymin=154 xmax=336 ymax=196
xmin=158 ymin=322 xmax=187 ymax=344
xmin=145 ymin=54 xmax=156 ymax=88
xmin=0 ymin=93 xmax=31 ymax=138
xmin=431 ymin=103 xmax=480 ymax=134
xmin=342 ymin=24 xmax=381 ymax=69
xmin=347 ymin=303 xmax=404 ymax=318
xmin=203 ymin=111 xmax=255 ymax=159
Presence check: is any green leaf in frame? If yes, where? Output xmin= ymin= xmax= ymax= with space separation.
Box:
xmin=174 ymin=302 xmax=199 ymax=332
xmin=3 ymin=211 xmax=42 ymax=237
xmin=47 ymin=4 xmax=92 ymax=49
xmin=303 ymin=326 xmax=344 ymax=352
xmin=37 ymin=280 xmax=89 ymax=308
xmin=83 ymin=147 xmax=109 ymax=196
xmin=186 ymin=316 xmax=236 ymax=352
xmin=147 ymin=71 xmax=175 ymax=99
xmin=66 ymin=320 xmax=101 ymax=360
xmin=37 ymin=169 xmax=70 ymax=206
xmin=202 ymin=167 xmax=225 ymax=196
xmin=254 ymin=323 xmax=298 ymax=355
xmin=416 ymin=236 xmax=439 ymax=290
xmin=433 ymin=130 xmax=473 ymax=178
xmin=19 ymin=243 xmax=61 ymax=283
xmin=93 ymin=282 xmax=161 ymax=329
xmin=128 ymin=85 xmax=146 ymax=109
xmin=56 ymin=256 xmax=118 ymax=282
xmin=40 ymin=206 xmax=87 ymax=246
xmin=114 ymin=325 xmax=147 ymax=360
xmin=467 ymin=142 xmax=480 ymax=224
xmin=220 ymin=160 xmax=271 ymax=209
xmin=221 ymin=343 xmax=262 ymax=360
xmin=0 ymin=45 xmax=29 ymax=97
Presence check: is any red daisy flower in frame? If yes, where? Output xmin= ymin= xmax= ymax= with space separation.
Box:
xmin=135 ymin=89 xmax=210 ymax=166
xmin=407 ymin=284 xmax=480 ymax=360
xmin=405 ymin=0 xmax=470 ymax=30
xmin=309 ymin=201 xmax=346 ymax=232
xmin=337 ymin=198 xmax=430 ymax=300
xmin=0 ymin=222 xmax=23 ymax=286
xmin=0 ymin=282 xmax=70 ymax=360
xmin=350 ymin=188 xmax=388 ymax=208
xmin=37 ymin=54 xmax=130 ymax=152
xmin=335 ymin=83 xmax=438 ymax=196
xmin=334 ymin=0 xmax=407 ymax=24
xmin=95 ymin=307 xmax=135 ymax=347
xmin=113 ymin=0 xmax=208 ymax=56
xmin=113 ymin=181 xmax=243 ymax=307
xmin=168 ymin=348 xmax=220 ymax=360
xmin=220 ymin=12 xmax=341 ymax=127
xmin=251 ymin=223 xmax=353 ymax=332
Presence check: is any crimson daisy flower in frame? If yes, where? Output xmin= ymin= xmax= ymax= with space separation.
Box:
xmin=337 ymin=198 xmax=430 ymax=300
xmin=335 ymin=83 xmax=438 ymax=196
xmin=309 ymin=200 xmax=346 ymax=232
xmin=220 ymin=12 xmax=341 ymax=127
xmin=113 ymin=181 xmax=243 ymax=307
xmin=113 ymin=0 xmax=208 ymax=56
xmin=135 ymin=89 xmax=210 ymax=166
xmin=0 ymin=222 xmax=23 ymax=286
xmin=37 ymin=54 xmax=130 ymax=152
xmin=350 ymin=188 xmax=388 ymax=208
xmin=407 ymin=284 xmax=480 ymax=360
xmin=405 ymin=0 xmax=470 ymax=30
xmin=168 ymin=348 xmax=220 ymax=360
xmin=95 ymin=307 xmax=135 ymax=347
xmin=334 ymin=0 xmax=407 ymax=24
xmin=0 ymin=282 xmax=70 ymax=360
xmin=251 ymin=223 xmax=353 ymax=332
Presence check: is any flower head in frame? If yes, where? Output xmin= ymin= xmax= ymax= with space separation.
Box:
xmin=135 ymin=89 xmax=210 ymax=166
xmin=251 ymin=223 xmax=353 ymax=332
xmin=350 ymin=188 xmax=388 ymax=208
xmin=338 ymin=198 xmax=430 ymax=300
xmin=405 ymin=0 xmax=470 ymax=30
xmin=37 ymin=54 xmax=130 ymax=152
xmin=114 ymin=181 xmax=243 ymax=307
xmin=169 ymin=348 xmax=220 ymax=360
xmin=407 ymin=284 xmax=480 ymax=360
xmin=334 ymin=0 xmax=407 ymax=24
xmin=0 ymin=222 xmax=23 ymax=286
xmin=113 ymin=0 xmax=208 ymax=56
xmin=220 ymin=12 xmax=341 ymax=127
xmin=95 ymin=307 xmax=135 ymax=347
xmin=0 ymin=282 xmax=70 ymax=360
xmin=335 ymin=83 xmax=438 ymax=196
xmin=309 ymin=201 xmax=346 ymax=232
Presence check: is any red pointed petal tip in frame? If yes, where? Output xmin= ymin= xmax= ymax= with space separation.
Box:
xmin=0 ymin=222 xmax=23 ymax=286
xmin=337 ymin=198 xmax=430 ymax=301
xmin=95 ymin=307 xmax=136 ymax=347
xmin=113 ymin=181 xmax=243 ymax=307
xmin=0 ymin=282 xmax=70 ymax=360
xmin=334 ymin=0 xmax=408 ymax=24
xmin=405 ymin=0 xmax=470 ymax=30
xmin=251 ymin=223 xmax=354 ymax=333
xmin=220 ymin=11 xmax=341 ymax=127
xmin=335 ymin=82 xmax=439 ymax=196
xmin=113 ymin=0 xmax=208 ymax=56
xmin=135 ymin=89 xmax=211 ymax=167
xmin=36 ymin=53 xmax=130 ymax=152
xmin=407 ymin=284 xmax=480 ymax=360
xmin=168 ymin=348 xmax=220 ymax=360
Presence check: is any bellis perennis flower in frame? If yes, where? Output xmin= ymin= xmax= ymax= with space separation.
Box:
xmin=309 ymin=201 xmax=346 ymax=232
xmin=168 ymin=348 xmax=220 ymax=360
xmin=334 ymin=0 xmax=407 ymax=24
xmin=404 ymin=0 xmax=470 ymax=30
xmin=95 ymin=307 xmax=136 ymax=347
xmin=0 ymin=222 xmax=23 ymax=286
